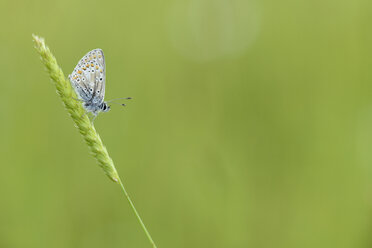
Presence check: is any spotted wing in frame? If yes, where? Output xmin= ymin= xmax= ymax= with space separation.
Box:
xmin=69 ymin=49 xmax=106 ymax=104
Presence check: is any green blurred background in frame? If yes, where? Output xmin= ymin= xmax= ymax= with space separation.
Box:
xmin=0 ymin=0 xmax=371 ymax=247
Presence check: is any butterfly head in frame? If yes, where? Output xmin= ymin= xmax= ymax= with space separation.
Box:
xmin=100 ymin=102 xmax=110 ymax=112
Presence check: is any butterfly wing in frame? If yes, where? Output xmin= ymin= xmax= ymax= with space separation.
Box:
xmin=91 ymin=49 xmax=106 ymax=105
xmin=69 ymin=49 xmax=106 ymax=105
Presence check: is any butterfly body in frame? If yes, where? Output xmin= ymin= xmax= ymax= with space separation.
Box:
xmin=69 ymin=49 xmax=109 ymax=117
xmin=83 ymin=101 xmax=110 ymax=114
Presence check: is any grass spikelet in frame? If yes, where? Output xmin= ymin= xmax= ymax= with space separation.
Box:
xmin=32 ymin=34 xmax=118 ymax=182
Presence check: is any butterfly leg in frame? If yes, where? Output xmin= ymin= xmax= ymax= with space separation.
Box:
xmin=81 ymin=110 xmax=89 ymax=119
xmin=91 ymin=114 xmax=98 ymax=123
xmin=72 ymin=97 xmax=83 ymax=102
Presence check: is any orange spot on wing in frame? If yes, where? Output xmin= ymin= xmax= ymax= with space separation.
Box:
xmin=77 ymin=70 xmax=82 ymax=74
xmin=95 ymin=65 xmax=99 ymax=69
xmin=91 ymin=63 xmax=94 ymax=67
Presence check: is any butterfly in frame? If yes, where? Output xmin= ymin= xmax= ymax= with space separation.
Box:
xmin=68 ymin=49 xmax=130 ymax=121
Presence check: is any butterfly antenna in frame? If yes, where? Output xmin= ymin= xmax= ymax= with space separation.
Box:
xmin=106 ymin=97 xmax=132 ymax=103
xmin=110 ymin=102 xmax=127 ymax=107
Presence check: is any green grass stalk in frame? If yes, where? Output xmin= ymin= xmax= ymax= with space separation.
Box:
xmin=32 ymin=34 xmax=157 ymax=248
